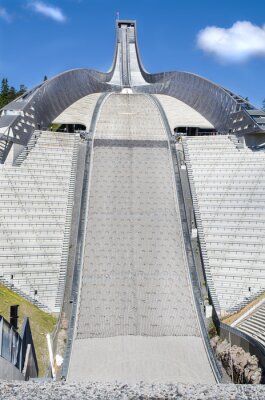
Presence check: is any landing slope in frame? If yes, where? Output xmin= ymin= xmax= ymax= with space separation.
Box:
xmin=68 ymin=94 xmax=215 ymax=383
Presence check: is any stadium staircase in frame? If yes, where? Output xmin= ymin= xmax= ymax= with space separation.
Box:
xmin=14 ymin=131 xmax=41 ymax=166
xmin=183 ymin=136 xmax=265 ymax=314
xmin=0 ymin=131 xmax=80 ymax=311
xmin=234 ymin=300 xmax=265 ymax=346
xmin=0 ymin=139 xmax=12 ymax=164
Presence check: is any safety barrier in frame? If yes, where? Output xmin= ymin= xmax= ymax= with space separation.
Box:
xmin=0 ymin=315 xmax=38 ymax=377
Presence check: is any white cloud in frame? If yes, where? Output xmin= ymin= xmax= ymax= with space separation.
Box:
xmin=29 ymin=1 xmax=66 ymax=22
xmin=197 ymin=21 xmax=265 ymax=63
xmin=0 ymin=7 xmax=12 ymax=22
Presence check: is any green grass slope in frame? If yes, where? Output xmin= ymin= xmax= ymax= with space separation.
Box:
xmin=0 ymin=283 xmax=56 ymax=376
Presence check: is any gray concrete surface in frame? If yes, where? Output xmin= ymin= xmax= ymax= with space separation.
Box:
xmin=53 ymin=93 xmax=102 ymax=129
xmin=76 ymin=144 xmax=199 ymax=338
xmin=95 ymin=94 xmax=165 ymax=140
xmin=68 ymin=336 xmax=214 ymax=384
xmin=0 ymin=357 xmax=24 ymax=381
xmin=154 ymin=94 xmax=213 ymax=133
xmin=67 ymin=94 xmax=215 ymax=383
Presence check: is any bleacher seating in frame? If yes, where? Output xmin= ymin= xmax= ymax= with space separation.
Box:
xmin=0 ymin=131 xmax=80 ymax=311
xmin=183 ymin=135 xmax=265 ymax=313
xmin=235 ymin=300 xmax=265 ymax=346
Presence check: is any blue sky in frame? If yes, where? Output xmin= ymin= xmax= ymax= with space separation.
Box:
xmin=0 ymin=0 xmax=265 ymax=107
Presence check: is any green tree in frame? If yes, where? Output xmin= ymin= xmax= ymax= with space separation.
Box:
xmin=8 ymin=86 xmax=17 ymax=103
xmin=0 ymin=79 xmax=27 ymax=108
xmin=1 ymin=78 xmax=9 ymax=95
xmin=0 ymin=78 xmax=10 ymax=108
xmin=43 ymin=75 xmax=48 ymax=81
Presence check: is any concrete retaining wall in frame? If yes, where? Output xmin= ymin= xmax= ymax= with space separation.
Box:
xmin=0 ymin=357 xmax=24 ymax=381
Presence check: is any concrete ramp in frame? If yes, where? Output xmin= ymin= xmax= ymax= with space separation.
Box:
xmin=68 ymin=336 xmax=214 ymax=383
xmin=68 ymin=94 xmax=215 ymax=383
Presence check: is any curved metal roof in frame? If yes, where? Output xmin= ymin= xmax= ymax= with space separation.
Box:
xmin=0 ymin=19 xmax=264 ymax=162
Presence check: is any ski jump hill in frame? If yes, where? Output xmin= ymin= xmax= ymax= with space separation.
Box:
xmin=1 ymin=21 xmax=265 ymax=394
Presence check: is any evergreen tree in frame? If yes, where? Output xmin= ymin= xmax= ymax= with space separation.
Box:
xmin=0 ymin=78 xmax=9 ymax=108
xmin=0 ymin=78 xmax=27 ymax=108
xmin=8 ymin=86 xmax=16 ymax=102
xmin=43 ymin=75 xmax=48 ymax=81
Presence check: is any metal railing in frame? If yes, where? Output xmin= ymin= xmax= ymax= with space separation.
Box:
xmin=0 ymin=315 xmax=38 ymax=376
xmin=0 ymin=316 xmax=22 ymax=368
xmin=220 ymin=322 xmax=265 ymax=359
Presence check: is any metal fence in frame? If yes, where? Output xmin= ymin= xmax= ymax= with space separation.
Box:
xmin=0 ymin=315 xmax=38 ymax=377
xmin=211 ymin=293 xmax=265 ymax=381
xmin=220 ymin=322 xmax=265 ymax=362
xmin=0 ymin=316 xmax=22 ymax=369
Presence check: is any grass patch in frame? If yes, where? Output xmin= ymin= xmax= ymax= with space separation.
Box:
xmin=49 ymin=123 xmax=61 ymax=132
xmin=222 ymin=290 xmax=265 ymax=326
xmin=0 ymin=283 xmax=56 ymax=376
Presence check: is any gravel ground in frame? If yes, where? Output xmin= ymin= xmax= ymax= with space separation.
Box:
xmin=0 ymin=381 xmax=265 ymax=400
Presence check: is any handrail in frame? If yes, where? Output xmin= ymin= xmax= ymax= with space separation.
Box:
xmin=220 ymin=322 xmax=265 ymax=357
